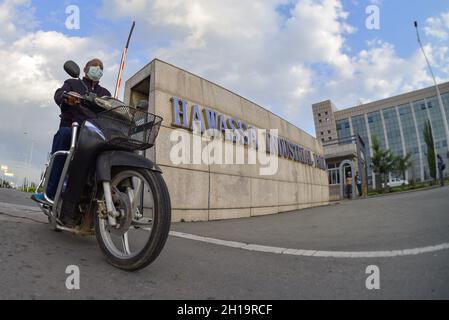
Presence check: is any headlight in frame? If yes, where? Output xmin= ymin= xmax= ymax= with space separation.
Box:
xmin=85 ymin=121 xmax=106 ymax=140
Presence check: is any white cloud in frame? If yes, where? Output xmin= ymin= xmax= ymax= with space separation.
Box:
xmin=103 ymin=0 xmax=357 ymax=131
xmin=0 ymin=0 xmax=37 ymax=42
xmin=102 ymin=0 xmax=449 ymax=134
xmin=425 ymin=12 xmax=449 ymax=41
xmin=0 ymin=31 xmax=119 ymax=107
xmin=324 ymin=41 xmax=433 ymax=108
xmin=0 ymin=3 xmax=119 ymax=183
xmin=2 ymin=0 xmax=449 ymax=184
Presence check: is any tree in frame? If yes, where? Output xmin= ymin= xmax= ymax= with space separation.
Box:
xmin=394 ymin=153 xmax=413 ymax=184
xmin=423 ymin=120 xmax=436 ymax=181
xmin=370 ymin=135 xmax=396 ymax=192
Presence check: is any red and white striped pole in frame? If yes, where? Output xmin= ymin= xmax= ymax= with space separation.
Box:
xmin=114 ymin=21 xmax=136 ymax=99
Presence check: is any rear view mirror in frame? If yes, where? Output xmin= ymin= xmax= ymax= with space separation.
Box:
xmin=64 ymin=60 xmax=80 ymax=78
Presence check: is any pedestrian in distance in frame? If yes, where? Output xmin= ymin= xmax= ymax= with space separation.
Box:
xmin=355 ymin=172 xmax=362 ymax=197
xmin=346 ymin=172 xmax=353 ymax=199
xmin=437 ymin=154 xmax=446 ymax=187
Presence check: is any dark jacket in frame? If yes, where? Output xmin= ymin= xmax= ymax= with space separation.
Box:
xmin=54 ymin=77 xmax=111 ymax=128
xmin=438 ymin=157 xmax=446 ymax=171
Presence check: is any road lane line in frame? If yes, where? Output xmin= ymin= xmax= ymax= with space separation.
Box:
xmin=3 ymin=202 xmax=448 ymax=259
xmin=169 ymin=231 xmax=449 ymax=259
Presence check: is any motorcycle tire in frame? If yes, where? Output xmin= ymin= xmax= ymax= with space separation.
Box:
xmin=94 ymin=167 xmax=171 ymax=271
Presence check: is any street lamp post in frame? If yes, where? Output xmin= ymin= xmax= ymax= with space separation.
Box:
xmin=414 ymin=21 xmax=448 ymax=181
xmin=23 ymin=132 xmax=35 ymax=166
xmin=23 ymin=132 xmax=36 ymax=188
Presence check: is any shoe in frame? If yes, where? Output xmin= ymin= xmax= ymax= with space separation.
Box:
xmin=31 ymin=193 xmax=48 ymax=203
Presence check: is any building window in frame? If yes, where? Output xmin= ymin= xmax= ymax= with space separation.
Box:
xmin=328 ymin=168 xmax=340 ymax=185
xmin=321 ymin=132 xmax=324 ymax=135
xmin=329 ymin=137 xmax=332 ymax=140
xmin=328 ymin=162 xmax=341 ymax=168
xmin=325 ymin=111 xmax=328 ymax=115
xmin=336 ymin=118 xmax=351 ymax=142
xmin=318 ymin=113 xmax=321 ymax=117
xmin=319 ymin=119 xmax=322 ymax=123
xmin=321 ymin=138 xmax=325 ymax=142
xmin=328 ymin=130 xmax=331 ymax=134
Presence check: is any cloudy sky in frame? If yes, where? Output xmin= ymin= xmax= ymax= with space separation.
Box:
xmin=1 ymin=0 xmax=449 ymax=184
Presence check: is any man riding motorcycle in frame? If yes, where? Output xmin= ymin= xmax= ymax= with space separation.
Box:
xmin=30 ymin=59 xmax=171 ymax=270
xmin=32 ymin=58 xmax=111 ymax=226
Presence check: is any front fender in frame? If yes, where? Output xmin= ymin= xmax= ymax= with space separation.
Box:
xmin=96 ymin=151 xmax=162 ymax=182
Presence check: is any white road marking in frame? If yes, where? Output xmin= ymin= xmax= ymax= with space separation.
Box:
xmin=169 ymin=231 xmax=449 ymax=259
xmin=2 ymin=202 xmax=448 ymax=259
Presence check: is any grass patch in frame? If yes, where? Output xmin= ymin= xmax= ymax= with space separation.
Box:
xmin=19 ymin=187 xmax=42 ymax=193
xmin=368 ymin=179 xmax=448 ymax=196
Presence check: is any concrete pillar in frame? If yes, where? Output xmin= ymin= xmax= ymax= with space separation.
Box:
xmin=424 ymin=97 xmax=441 ymax=181
xmin=395 ymin=106 xmax=408 ymax=181
xmin=380 ymin=109 xmax=392 ymax=183
xmin=364 ymin=113 xmax=375 ymax=189
xmin=349 ymin=117 xmax=355 ymax=137
xmin=410 ymin=102 xmax=425 ymax=182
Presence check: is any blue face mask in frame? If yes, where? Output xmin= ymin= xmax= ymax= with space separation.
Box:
xmin=87 ymin=66 xmax=103 ymax=81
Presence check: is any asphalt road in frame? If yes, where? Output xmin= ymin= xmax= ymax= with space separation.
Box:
xmin=0 ymin=188 xmax=34 ymax=206
xmin=0 ymin=187 xmax=448 ymax=299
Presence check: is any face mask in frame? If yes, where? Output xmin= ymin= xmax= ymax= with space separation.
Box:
xmin=87 ymin=66 xmax=103 ymax=81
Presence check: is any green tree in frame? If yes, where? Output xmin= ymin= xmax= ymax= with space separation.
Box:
xmin=370 ymin=135 xmax=396 ymax=192
xmin=423 ymin=120 xmax=436 ymax=181
xmin=394 ymin=153 xmax=413 ymax=185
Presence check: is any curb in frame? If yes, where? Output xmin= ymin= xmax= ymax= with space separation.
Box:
xmin=367 ymin=185 xmax=444 ymax=199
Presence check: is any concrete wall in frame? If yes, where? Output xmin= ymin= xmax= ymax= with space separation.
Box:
xmin=125 ymin=59 xmax=329 ymax=222
xmin=312 ymin=100 xmax=339 ymax=144
xmin=329 ymin=185 xmax=341 ymax=201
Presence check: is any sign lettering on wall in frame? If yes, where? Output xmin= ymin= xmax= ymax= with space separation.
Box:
xmin=170 ymin=96 xmax=327 ymax=170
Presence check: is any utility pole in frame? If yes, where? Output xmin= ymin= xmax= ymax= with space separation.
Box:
xmin=23 ymin=132 xmax=35 ymax=166
xmin=414 ymin=21 xmax=447 ymax=181
xmin=23 ymin=132 xmax=36 ymax=186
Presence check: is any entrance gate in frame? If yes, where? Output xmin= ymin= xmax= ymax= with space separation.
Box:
xmin=339 ymin=160 xmax=356 ymax=200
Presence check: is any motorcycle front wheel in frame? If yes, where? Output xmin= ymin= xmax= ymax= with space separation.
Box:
xmin=94 ymin=167 xmax=171 ymax=271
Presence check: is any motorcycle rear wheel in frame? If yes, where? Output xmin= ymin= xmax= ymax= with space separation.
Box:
xmin=94 ymin=167 xmax=171 ymax=271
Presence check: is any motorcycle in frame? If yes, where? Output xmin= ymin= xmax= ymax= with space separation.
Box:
xmin=32 ymin=61 xmax=171 ymax=271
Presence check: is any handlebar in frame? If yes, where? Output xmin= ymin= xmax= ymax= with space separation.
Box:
xmin=62 ymin=92 xmax=80 ymax=99
xmin=62 ymin=91 xmax=89 ymax=101
xmin=62 ymin=92 xmax=128 ymax=114
xmin=62 ymin=91 xmax=99 ymax=106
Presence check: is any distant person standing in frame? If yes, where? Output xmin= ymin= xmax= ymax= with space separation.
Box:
xmin=346 ymin=172 xmax=353 ymax=199
xmin=355 ymin=172 xmax=362 ymax=196
xmin=437 ymin=154 xmax=446 ymax=186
